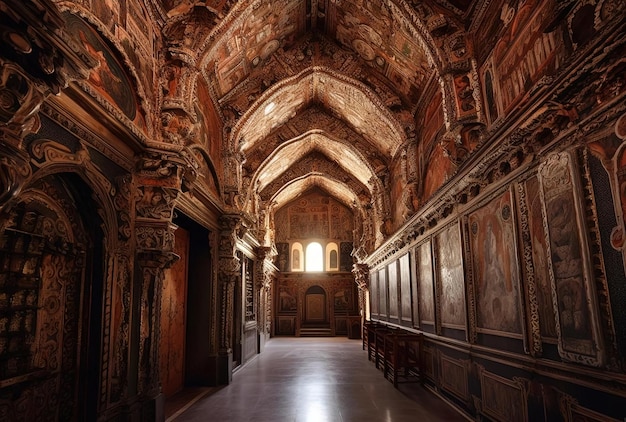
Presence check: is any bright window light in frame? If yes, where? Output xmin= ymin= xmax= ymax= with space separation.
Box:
xmin=305 ymin=242 xmax=323 ymax=272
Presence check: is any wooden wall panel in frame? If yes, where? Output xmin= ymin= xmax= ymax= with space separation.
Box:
xmin=160 ymin=227 xmax=189 ymax=397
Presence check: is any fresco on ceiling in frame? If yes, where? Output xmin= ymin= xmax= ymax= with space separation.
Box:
xmin=332 ymin=0 xmax=429 ymax=104
xmin=468 ymin=189 xmax=523 ymax=337
xmin=210 ymin=0 xmax=305 ymax=97
xmin=435 ymin=222 xmax=466 ymax=330
xmin=64 ymin=13 xmax=142 ymax=126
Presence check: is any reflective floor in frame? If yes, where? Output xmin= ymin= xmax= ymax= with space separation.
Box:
xmin=169 ymin=337 xmax=467 ymax=422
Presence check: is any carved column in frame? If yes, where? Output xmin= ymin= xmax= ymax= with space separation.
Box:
xmin=133 ymin=150 xmax=195 ymax=417
xmin=0 ymin=0 xmax=94 ymax=210
xmin=352 ymin=263 xmax=370 ymax=325
xmin=216 ymin=214 xmax=242 ymax=384
xmin=255 ymin=246 xmax=276 ymax=352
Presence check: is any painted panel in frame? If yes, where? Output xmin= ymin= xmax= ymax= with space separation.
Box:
xmin=539 ymin=152 xmax=604 ymax=366
xmin=378 ymin=268 xmax=387 ymax=317
xmin=388 ymin=260 xmax=399 ymax=320
xmin=417 ymin=240 xmax=435 ymax=325
xmin=370 ymin=270 xmax=379 ymax=318
xmin=64 ymin=13 xmax=139 ymax=123
xmin=399 ymin=253 xmax=412 ymax=323
xmin=277 ymin=280 xmax=297 ymax=313
xmin=468 ymin=188 xmax=523 ymax=337
xmin=435 ymin=222 xmax=466 ymax=330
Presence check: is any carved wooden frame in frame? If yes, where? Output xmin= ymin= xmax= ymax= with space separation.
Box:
xmin=438 ymin=351 xmax=470 ymax=404
xmin=475 ymin=364 xmax=529 ymax=422
xmin=538 ymin=150 xmax=605 ymax=367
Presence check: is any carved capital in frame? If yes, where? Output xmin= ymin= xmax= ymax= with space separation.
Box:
xmin=352 ymin=263 xmax=370 ymax=291
xmin=135 ymin=220 xmax=178 ymax=260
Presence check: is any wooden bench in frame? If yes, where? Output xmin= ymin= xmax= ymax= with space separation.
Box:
xmin=383 ymin=332 xmax=422 ymax=387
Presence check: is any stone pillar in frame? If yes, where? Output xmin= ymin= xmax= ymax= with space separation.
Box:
xmin=216 ymin=214 xmax=243 ymax=384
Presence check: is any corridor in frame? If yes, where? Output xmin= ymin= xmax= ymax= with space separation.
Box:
xmin=168 ymin=337 xmax=467 ymax=422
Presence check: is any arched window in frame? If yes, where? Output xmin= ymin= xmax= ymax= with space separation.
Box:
xmin=291 ymin=242 xmax=303 ymax=271
xmin=305 ymin=242 xmax=323 ymax=272
xmin=326 ymin=242 xmax=339 ymax=271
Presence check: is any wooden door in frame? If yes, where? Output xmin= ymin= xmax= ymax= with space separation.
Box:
xmin=160 ymin=227 xmax=189 ymax=397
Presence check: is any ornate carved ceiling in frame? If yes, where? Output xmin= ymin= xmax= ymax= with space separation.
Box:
xmin=158 ymin=0 xmax=480 ymax=250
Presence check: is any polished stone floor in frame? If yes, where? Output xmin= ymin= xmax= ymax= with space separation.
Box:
xmin=168 ymin=337 xmax=467 ymax=422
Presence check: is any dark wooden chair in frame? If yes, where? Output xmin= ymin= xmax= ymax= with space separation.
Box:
xmin=383 ymin=332 xmax=422 ymax=387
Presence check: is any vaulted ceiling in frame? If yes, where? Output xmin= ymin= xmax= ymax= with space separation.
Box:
xmin=158 ymin=0 xmax=482 ymax=250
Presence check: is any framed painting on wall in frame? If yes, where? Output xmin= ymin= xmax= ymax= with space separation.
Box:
xmin=434 ymin=221 xmax=466 ymax=331
xmin=370 ymin=270 xmax=379 ymax=318
xmin=378 ymin=267 xmax=388 ymax=319
xmin=399 ymin=253 xmax=412 ymax=325
xmin=277 ymin=280 xmax=297 ymax=313
xmin=388 ymin=260 xmax=399 ymax=321
xmin=417 ymin=240 xmax=435 ymax=326
xmin=467 ymin=187 xmax=524 ymax=339
xmin=539 ymin=151 xmax=605 ymax=367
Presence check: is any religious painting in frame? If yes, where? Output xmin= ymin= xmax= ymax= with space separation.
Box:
xmin=479 ymin=368 xmax=528 ymax=422
xmin=63 ymin=13 xmax=137 ymax=121
xmin=453 ymin=73 xmax=476 ymax=116
xmin=523 ymin=175 xmax=557 ymax=340
xmin=468 ymin=188 xmax=523 ymax=337
xmin=370 ymin=270 xmax=379 ymax=318
xmin=539 ymin=152 xmax=604 ymax=366
xmin=435 ymin=222 xmax=466 ymax=330
xmin=388 ymin=260 xmax=399 ymax=321
xmin=490 ymin=2 xmax=566 ymax=116
xmin=399 ymin=253 xmax=412 ymax=324
xmin=333 ymin=287 xmax=353 ymax=312
xmin=217 ymin=54 xmax=247 ymax=96
xmin=417 ymin=241 xmax=435 ymax=325
xmin=277 ymin=280 xmax=297 ymax=313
